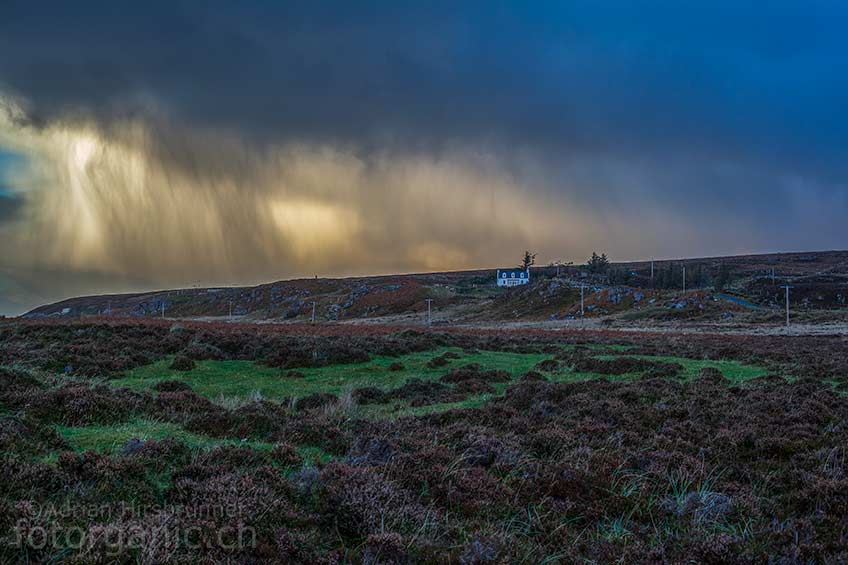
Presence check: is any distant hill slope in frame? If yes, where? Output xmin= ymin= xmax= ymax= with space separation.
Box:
xmin=24 ymin=270 xmax=494 ymax=321
xmin=23 ymin=250 xmax=848 ymax=322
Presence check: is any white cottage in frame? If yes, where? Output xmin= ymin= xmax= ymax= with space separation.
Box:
xmin=496 ymin=268 xmax=530 ymax=287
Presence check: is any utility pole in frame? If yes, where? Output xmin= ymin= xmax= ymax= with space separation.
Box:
xmin=683 ymin=265 xmax=686 ymax=293
xmin=311 ymin=301 xmax=316 ymax=323
xmin=580 ymin=285 xmax=585 ymax=317
xmin=426 ymin=299 xmax=433 ymax=325
xmin=780 ymin=285 xmax=793 ymax=327
xmin=553 ymin=260 xmax=571 ymax=278
xmin=228 ymin=301 xmax=233 ymax=320
xmin=161 ymin=301 xmax=165 ymax=319
xmin=650 ymin=259 xmax=654 ymax=283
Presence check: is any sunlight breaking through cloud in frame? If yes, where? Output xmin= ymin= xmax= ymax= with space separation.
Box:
xmin=0 ymin=99 xmax=585 ymax=290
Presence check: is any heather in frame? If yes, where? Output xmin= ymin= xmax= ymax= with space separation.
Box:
xmin=1 ymin=320 xmax=847 ymax=562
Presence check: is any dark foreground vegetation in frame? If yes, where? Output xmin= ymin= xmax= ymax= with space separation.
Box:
xmin=1 ymin=319 xmax=847 ymax=562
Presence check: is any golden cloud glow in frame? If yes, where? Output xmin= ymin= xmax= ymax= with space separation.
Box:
xmin=0 ymin=98 xmax=596 ymax=288
xmin=269 ymin=199 xmax=362 ymax=261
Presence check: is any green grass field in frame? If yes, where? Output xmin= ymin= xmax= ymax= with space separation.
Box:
xmin=111 ymin=347 xmax=549 ymax=400
xmin=108 ymin=346 xmax=770 ymax=410
xmin=561 ymin=354 xmax=769 ymax=385
xmin=56 ymin=418 xmax=271 ymax=452
xmin=57 ymin=346 xmax=770 ymax=456
xmin=53 ymin=418 xmax=334 ymax=466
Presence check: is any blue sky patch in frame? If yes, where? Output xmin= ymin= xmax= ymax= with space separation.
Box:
xmin=0 ymin=148 xmax=25 ymax=196
xmin=0 ymin=149 xmax=25 ymax=220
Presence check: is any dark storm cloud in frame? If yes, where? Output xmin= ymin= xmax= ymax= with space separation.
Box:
xmin=1 ymin=1 xmax=846 ymax=196
xmin=0 ymin=0 xmax=847 ymax=315
xmin=0 ymin=1 xmax=844 ymax=157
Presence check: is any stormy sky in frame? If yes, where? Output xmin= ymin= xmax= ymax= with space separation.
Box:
xmin=0 ymin=1 xmax=846 ymax=315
